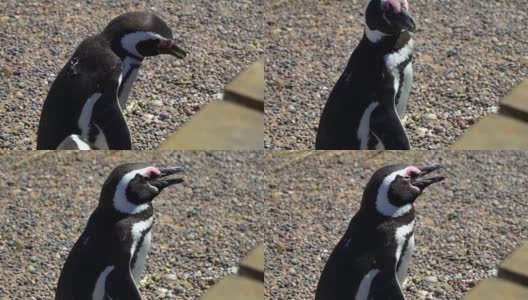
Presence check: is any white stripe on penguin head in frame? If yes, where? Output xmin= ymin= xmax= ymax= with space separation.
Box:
xmin=113 ymin=166 xmax=158 ymax=214
xmin=375 ymin=167 xmax=417 ymax=217
xmin=120 ymin=31 xmax=167 ymax=58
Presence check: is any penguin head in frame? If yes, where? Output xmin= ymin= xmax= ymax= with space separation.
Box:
xmin=362 ymin=164 xmax=445 ymax=217
xmin=103 ymin=12 xmax=187 ymax=60
xmin=101 ymin=163 xmax=184 ymax=214
xmin=364 ymin=0 xmax=416 ymax=42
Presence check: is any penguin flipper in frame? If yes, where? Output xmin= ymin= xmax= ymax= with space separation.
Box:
xmin=369 ymin=269 xmax=406 ymax=300
xmin=105 ymin=265 xmax=142 ymax=300
xmin=92 ymin=67 xmax=132 ymax=150
xmin=370 ymin=105 xmax=410 ymax=150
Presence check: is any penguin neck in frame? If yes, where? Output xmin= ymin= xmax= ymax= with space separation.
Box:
xmin=117 ymin=56 xmax=143 ymax=110
xmin=121 ymin=55 xmax=143 ymax=66
xmin=351 ymin=204 xmax=416 ymax=231
xmin=363 ymin=26 xmax=413 ymax=53
xmin=96 ymin=201 xmax=154 ymax=223
xmin=356 ymin=189 xmax=417 ymax=225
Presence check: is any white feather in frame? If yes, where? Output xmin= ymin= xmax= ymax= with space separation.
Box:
xmin=355 ymin=269 xmax=380 ymax=300
xmin=396 ymin=62 xmax=413 ymax=118
xmin=57 ymin=134 xmax=92 ymax=150
xmin=118 ymin=56 xmax=142 ymax=110
xmin=130 ymin=218 xmax=153 ymax=284
xmin=120 ymin=31 xmax=166 ymax=58
xmin=113 ymin=167 xmax=155 ymax=214
xmin=385 ymin=41 xmax=413 ymax=118
xmin=92 ymin=265 xmax=114 ymax=300
xmin=365 ymin=24 xmax=388 ymax=43
xmin=358 ymin=102 xmax=379 ymax=149
xmin=375 ymin=168 xmax=414 ymax=217
xmin=396 ymin=233 xmax=415 ymax=284
xmin=78 ymin=92 xmax=102 ymax=140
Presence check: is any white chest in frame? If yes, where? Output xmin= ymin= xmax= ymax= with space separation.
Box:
xmin=384 ymin=40 xmax=414 ymax=119
xmin=130 ymin=217 xmax=153 ymax=284
xmin=396 ymin=233 xmax=415 ymax=284
xmin=131 ymin=231 xmax=151 ymax=284
xmin=394 ymin=221 xmax=415 ymax=285
xmin=92 ymin=265 xmax=115 ymax=300
xmin=118 ymin=57 xmax=141 ymax=110
xmin=396 ymin=63 xmax=413 ymax=118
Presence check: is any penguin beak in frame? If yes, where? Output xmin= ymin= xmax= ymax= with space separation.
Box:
xmin=411 ymin=163 xmax=445 ymax=190
xmin=149 ymin=166 xmax=185 ymax=190
xmin=159 ymin=40 xmax=187 ymax=59
xmin=387 ymin=10 xmax=416 ymax=33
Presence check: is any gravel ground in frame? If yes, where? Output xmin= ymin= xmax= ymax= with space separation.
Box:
xmin=265 ymin=151 xmax=528 ymax=299
xmin=0 ymin=151 xmax=265 ymax=299
xmin=265 ymin=0 xmax=528 ymax=150
xmin=0 ymin=0 xmax=263 ymax=150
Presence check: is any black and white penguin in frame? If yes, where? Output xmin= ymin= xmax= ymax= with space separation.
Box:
xmin=315 ymin=163 xmax=445 ymax=300
xmin=315 ymin=0 xmax=416 ymax=150
xmin=37 ymin=11 xmax=187 ymax=150
xmin=55 ymin=163 xmax=184 ymax=300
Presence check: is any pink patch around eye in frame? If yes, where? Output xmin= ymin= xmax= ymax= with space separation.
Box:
xmin=158 ymin=39 xmax=172 ymax=47
xmin=144 ymin=167 xmax=161 ymax=177
xmin=383 ymin=0 xmax=402 ymax=13
xmin=405 ymin=166 xmax=421 ymax=177
xmin=403 ymin=0 xmax=409 ymax=10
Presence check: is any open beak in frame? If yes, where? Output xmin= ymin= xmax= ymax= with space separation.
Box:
xmin=149 ymin=166 xmax=185 ymax=190
xmin=159 ymin=40 xmax=187 ymax=59
xmin=388 ymin=10 xmax=416 ymax=33
xmin=411 ymin=163 xmax=445 ymax=190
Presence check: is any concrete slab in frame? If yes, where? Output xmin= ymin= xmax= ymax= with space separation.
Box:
xmin=158 ymin=101 xmax=263 ymax=150
xmin=200 ymin=275 xmax=263 ymax=300
xmin=224 ymin=58 xmax=264 ymax=111
xmin=239 ymin=244 xmax=264 ymax=281
xmin=450 ymin=115 xmax=528 ymax=150
xmin=500 ymin=79 xmax=528 ymax=122
xmin=463 ymin=278 xmax=528 ymax=300
xmin=499 ymin=243 xmax=528 ymax=286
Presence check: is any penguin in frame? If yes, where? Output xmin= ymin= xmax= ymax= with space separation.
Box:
xmin=315 ymin=0 xmax=416 ymax=150
xmin=315 ymin=163 xmax=445 ymax=300
xmin=55 ymin=163 xmax=185 ymax=300
xmin=37 ymin=11 xmax=187 ymax=150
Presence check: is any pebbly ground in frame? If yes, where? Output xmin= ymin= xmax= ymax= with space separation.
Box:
xmin=265 ymin=0 xmax=528 ymax=150
xmin=0 ymin=0 xmax=263 ymax=150
xmin=0 ymin=151 xmax=265 ymax=299
xmin=265 ymin=151 xmax=528 ymax=299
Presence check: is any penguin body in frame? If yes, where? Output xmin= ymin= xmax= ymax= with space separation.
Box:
xmin=37 ymin=12 xmax=187 ymax=150
xmin=316 ymin=0 xmax=416 ymax=150
xmin=315 ymin=163 xmax=445 ymax=300
xmin=55 ymin=163 xmax=184 ymax=300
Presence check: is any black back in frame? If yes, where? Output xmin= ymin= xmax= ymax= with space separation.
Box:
xmin=315 ymin=210 xmax=414 ymax=300
xmin=37 ymin=36 xmax=124 ymax=150
xmin=315 ymin=164 xmax=416 ymax=300
xmin=55 ymin=206 xmax=151 ymax=300
xmin=36 ymin=12 xmax=174 ymax=150
xmin=315 ymin=32 xmax=411 ymax=150
xmin=55 ymin=163 xmax=156 ymax=300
